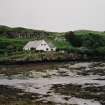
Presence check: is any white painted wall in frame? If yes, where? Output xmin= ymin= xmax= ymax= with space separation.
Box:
xmin=36 ymin=40 xmax=51 ymax=51
xmin=23 ymin=47 xmax=30 ymax=50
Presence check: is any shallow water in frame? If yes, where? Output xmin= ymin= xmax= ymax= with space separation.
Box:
xmin=0 ymin=62 xmax=105 ymax=105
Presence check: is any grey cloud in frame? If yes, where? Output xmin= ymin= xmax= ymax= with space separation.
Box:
xmin=0 ymin=0 xmax=105 ymax=32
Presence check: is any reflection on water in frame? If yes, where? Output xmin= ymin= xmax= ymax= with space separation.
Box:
xmin=0 ymin=62 xmax=105 ymax=105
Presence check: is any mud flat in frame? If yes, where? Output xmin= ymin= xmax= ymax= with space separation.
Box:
xmin=0 ymin=62 xmax=105 ymax=105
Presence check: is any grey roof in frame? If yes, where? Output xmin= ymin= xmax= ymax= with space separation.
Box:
xmin=24 ymin=40 xmax=44 ymax=49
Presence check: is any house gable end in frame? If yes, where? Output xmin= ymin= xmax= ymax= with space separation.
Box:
xmin=36 ymin=40 xmax=51 ymax=51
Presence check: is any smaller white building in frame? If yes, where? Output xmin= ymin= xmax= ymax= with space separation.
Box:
xmin=23 ymin=40 xmax=56 ymax=51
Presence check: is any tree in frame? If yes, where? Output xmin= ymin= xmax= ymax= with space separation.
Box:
xmin=65 ymin=31 xmax=81 ymax=47
xmin=82 ymin=33 xmax=105 ymax=49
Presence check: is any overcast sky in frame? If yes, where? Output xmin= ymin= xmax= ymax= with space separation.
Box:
xmin=0 ymin=0 xmax=105 ymax=32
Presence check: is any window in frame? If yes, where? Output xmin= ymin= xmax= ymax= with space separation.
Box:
xmin=46 ymin=48 xmax=49 ymax=51
xmin=51 ymin=49 xmax=53 ymax=51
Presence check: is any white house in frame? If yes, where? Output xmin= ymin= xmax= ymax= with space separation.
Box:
xmin=23 ymin=40 xmax=56 ymax=51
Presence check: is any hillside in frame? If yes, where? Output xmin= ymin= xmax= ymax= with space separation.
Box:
xmin=74 ymin=30 xmax=105 ymax=35
xmin=0 ymin=25 xmax=64 ymax=39
xmin=0 ymin=25 xmax=105 ymax=60
xmin=0 ymin=25 xmax=69 ymax=56
xmin=1 ymin=25 xmax=104 ymax=39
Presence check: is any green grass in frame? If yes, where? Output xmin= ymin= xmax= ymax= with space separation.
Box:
xmin=53 ymin=40 xmax=72 ymax=49
xmin=0 ymin=37 xmax=29 ymax=55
